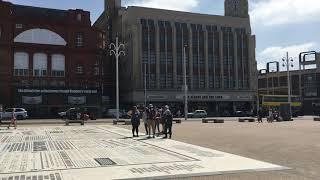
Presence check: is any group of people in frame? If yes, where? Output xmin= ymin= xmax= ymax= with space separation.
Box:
xmin=130 ymin=104 xmax=173 ymax=139
xmin=257 ymin=109 xmax=281 ymax=123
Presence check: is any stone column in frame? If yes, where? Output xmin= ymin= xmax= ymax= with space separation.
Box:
xmin=188 ymin=24 xmax=193 ymax=90
xmin=132 ymin=23 xmax=141 ymax=89
xmin=48 ymin=53 xmax=52 ymax=77
xmin=248 ymin=35 xmax=257 ymax=91
xmin=172 ymin=22 xmax=177 ymax=89
xmin=219 ymin=29 xmax=224 ymax=89
xmin=316 ymin=53 xmax=320 ymax=70
xmin=233 ymin=32 xmax=239 ymax=89
xmin=204 ymin=27 xmax=209 ymax=90
xmin=137 ymin=20 xmax=144 ymax=89
xmin=155 ymin=22 xmax=160 ymax=89
xmin=241 ymin=34 xmax=245 ymax=89
xmin=212 ymin=31 xmax=216 ymax=89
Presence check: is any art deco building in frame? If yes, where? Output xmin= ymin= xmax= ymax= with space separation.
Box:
xmin=95 ymin=0 xmax=258 ymax=115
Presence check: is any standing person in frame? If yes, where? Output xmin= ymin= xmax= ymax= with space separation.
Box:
xmin=0 ymin=106 xmax=3 ymax=121
xmin=142 ymin=107 xmax=149 ymax=135
xmin=163 ymin=105 xmax=173 ymax=139
xmin=160 ymin=107 xmax=166 ymax=134
xmin=176 ymin=110 xmax=181 ymax=118
xmin=155 ymin=108 xmax=161 ymax=136
xmin=257 ymin=111 xmax=263 ymax=123
xmin=8 ymin=108 xmax=17 ymax=129
xmin=130 ymin=106 xmax=140 ymax=137
xmin=147 ymin=104 xmax=156 ymax=138
xmin=268 ymin=109 xmax=273 ymax=123
xmin=257 ymin=108 xmax=263 ymax=123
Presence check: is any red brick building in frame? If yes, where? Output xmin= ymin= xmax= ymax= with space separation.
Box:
xmin=0 ymin=0 xmax=111 ymax=117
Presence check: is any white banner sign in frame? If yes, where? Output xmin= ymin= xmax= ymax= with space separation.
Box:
xmin=18 ymin=89 xmax=98 ymax=94
xmin=176 ymin=95 xmax=231 ymax=100
xmin=22 ymin=96 xmax=42 ymax=105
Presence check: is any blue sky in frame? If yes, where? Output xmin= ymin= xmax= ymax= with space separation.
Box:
xmin=6 ymin=0 xmax=320 ymax=69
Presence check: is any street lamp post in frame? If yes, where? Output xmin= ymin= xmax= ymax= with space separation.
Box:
xmin=183 ymin=45 xmax=188 ymax=121
xmin=109 ymin=37 xmax=125 ymax=122
xmin=144 ymin=63 xmax=147 ymax=107
xmin=282 ymin=52 xmax=294 ymax=118
xmin=271 ymin=70 xmax=275 ymax=95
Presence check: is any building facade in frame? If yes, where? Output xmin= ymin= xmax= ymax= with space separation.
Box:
xmin=0 ymin=0 xmax=109 ymax=118
xmin=95 ymin=0 xmax=257 ymax=115
xmin=258 ymin=52 xmax=320 ymax=115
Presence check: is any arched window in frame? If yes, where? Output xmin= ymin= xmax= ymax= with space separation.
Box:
xmin=33 ymin=53 xmax=47 ymax=76
xmin=52 ymin=54 xmax=65 ymax=77
xmin=14 ymin=52 xmax=29 ymax=76
xmin=14 ymin=29 xmax=67 ymax=46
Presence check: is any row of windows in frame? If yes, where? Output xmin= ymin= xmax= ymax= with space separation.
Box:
xmin=14 ymin=52 xmax=65 ymax=77
xmin=16 ymin=80 xmax=101 ymax=88
xmin=13 ymin=52 xmax=100 ymax=77
xmin=140 ymin=19 xmax=249 ymax=90
xmin=141 ymin=19 xmax=247 ymax=34
xmin=14 ymin=69 xmax=65 ymax=77
xmin=14 ymin=66 xmax=99 ymax=77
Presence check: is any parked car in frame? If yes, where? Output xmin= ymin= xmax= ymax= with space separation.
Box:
xmin=105 ymin=109 xmax=130 ymax=119
xmin=0 ymin=108 xmax=28 ymax=120
xmin=58 ymin=108 xmax=96 ymax=120
xmin=235 ymin=111 xmax=246 ymax=117
xmin=235 ymin=111 xmax=253 ymax=117
xmin=187 ymin=110 xmax=207 ymax=118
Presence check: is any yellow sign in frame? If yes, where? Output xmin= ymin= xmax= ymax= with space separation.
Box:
xmin=262 ymin=102 xmax=301 ymax=107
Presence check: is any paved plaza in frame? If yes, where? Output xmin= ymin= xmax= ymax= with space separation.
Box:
xmin=119 ymin=117 xmax=320 ymax=180
xmin=0 ymin=117 xmax=319 ymax=180
xmin=0 ymin=124 xmax=286 ymax=180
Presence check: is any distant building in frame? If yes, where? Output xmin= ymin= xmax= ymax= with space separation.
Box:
xmin=94 ymin=0 xmax=257 ymax=115
xmin=0 ymin=0 xmax=109 ymax=117
xmin=258 ymin=52 xmax=320 ymax=115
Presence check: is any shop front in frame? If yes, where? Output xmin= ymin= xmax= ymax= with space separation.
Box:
xmin=123 ymin=91 xmax=255 ymax=117
xmin=14 ymin=88 xmax=102 ymax=118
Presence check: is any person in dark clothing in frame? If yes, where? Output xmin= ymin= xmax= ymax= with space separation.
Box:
xmin=142 ymin=107 xmax=149 ymax=135
xmin=130 ymin=106 xmax=140 ymax=137
xmin=163 ymin=105 xmax=173 ymax=139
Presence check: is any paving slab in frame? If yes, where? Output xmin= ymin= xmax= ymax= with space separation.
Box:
xmin=0 ymin=125 xmax=287 ymax=180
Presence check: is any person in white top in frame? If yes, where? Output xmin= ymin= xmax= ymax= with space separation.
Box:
xmin=8 ymin=108 xmax=17 ymax=129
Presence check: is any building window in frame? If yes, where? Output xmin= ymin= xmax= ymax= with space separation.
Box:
xmin=94 ymin=63 xmax=100 ymax=76
xmin=51 ymin=54 xmax=65 ymax=77
xmin=76 ymin=65 xmax=84 ymax=74
xmin=14 ymin=52 xmax=29 ymax=76
xmin=77 ymin=14 xmax=82 ymax=21
xmin=33 ymin=53 xmax=47 ymax=77
xmin=75 ymin=33 xmax=84 ymax=47
xmin=15 ymin=24 xmax=23 ymax=29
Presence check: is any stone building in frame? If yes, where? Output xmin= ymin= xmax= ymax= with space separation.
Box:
xmin=95 ymin=0 xmax=257 ymax=115
xmin=0 ymin=0 xmax=108 ymax=117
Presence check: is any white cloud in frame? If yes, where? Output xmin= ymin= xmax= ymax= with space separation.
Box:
xmin=257 ymin=42 xmax=318 ymax=70
xmin=250 ymin=0 xmax=320 ymax=26
xmin=123 ymin=0 xmax=199 ymax=12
